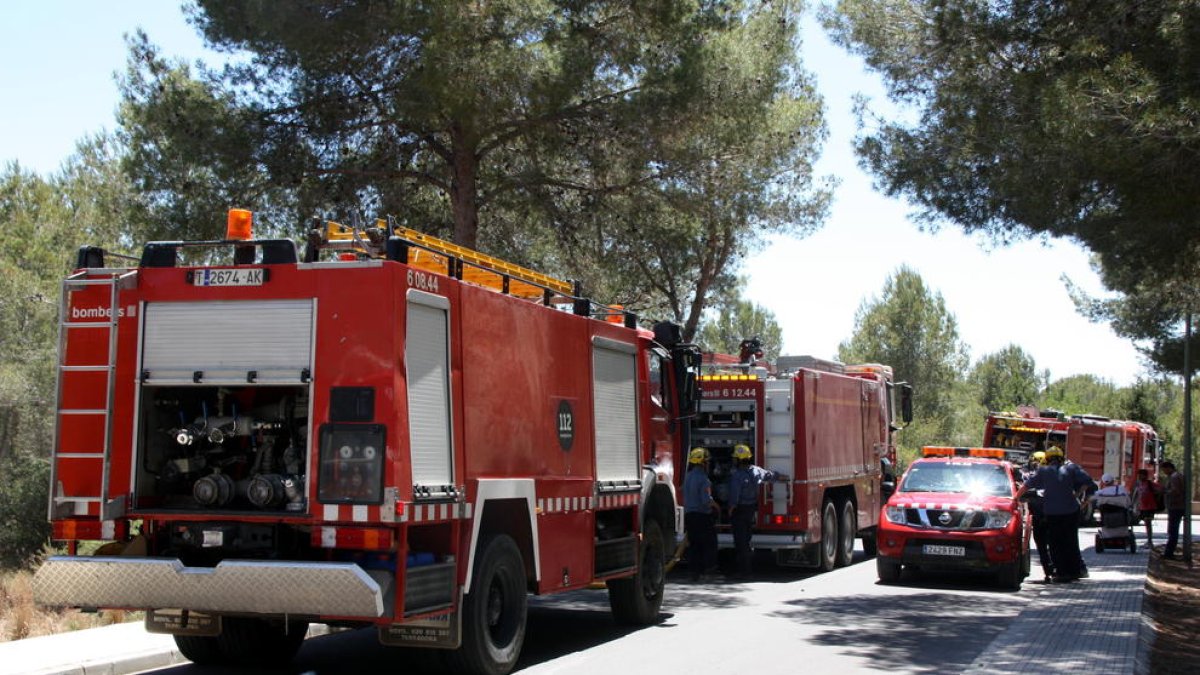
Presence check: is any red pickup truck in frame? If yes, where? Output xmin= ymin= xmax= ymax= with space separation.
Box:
xmin=876 ymin=447 xmax=1031 ymax=590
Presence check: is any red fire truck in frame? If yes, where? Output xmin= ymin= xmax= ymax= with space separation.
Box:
xmin=984 ymin=407 xmax=1163 ymax=522
xmin=1067 ymin=415 xmax=1163 ymax=522
xmin=688 ymin=354 xmax=912 ymax=571
xmin=981 ymin=406 xmax=1069 ymax=465
xmin=1067 ymin=416 xmax=1162 ymax=491
xmin=33 ymin=211 xmax=701 ymax=675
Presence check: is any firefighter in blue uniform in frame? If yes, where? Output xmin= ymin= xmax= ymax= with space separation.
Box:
xmin=727 ymin=444 xmax=788 ymax=579
xmin=684 ymin=447 xmax=720 ymax=581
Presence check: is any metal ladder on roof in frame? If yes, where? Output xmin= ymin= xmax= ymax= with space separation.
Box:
xmin=48 ymin=269 xmax=137 ymax=523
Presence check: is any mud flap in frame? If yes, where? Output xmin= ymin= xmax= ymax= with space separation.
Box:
xmin=775 ymin=546 xmax=818 ymax=568
xmin=144 ymin=609 xmax=221 ymax=636
xmin=378 ymin=607 xmax=461 ymax=649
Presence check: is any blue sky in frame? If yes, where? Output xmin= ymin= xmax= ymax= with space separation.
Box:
xmin=0 ymin=2 xmax=1150 ymax=387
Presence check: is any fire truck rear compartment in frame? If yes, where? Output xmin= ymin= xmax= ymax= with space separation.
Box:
xmin=691 ymin=402 xmax=756 ymax=512
xmin=135 ymin=384 xmax=309 ymax=513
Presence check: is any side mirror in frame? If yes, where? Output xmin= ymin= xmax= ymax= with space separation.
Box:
xmin=899 ymin=383 xmax=914 ymax=425
xmin=881 ymin=481 xmax=896 ymax=500
xmin=682 ymin=349 xmax=701 ymax=416
xmin=670 ymin=343 xmax=702 ymax=417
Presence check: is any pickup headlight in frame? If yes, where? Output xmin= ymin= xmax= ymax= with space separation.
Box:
xmin=885 ymin=506 xmax=907 ymax=524
xmin=318 ymin=424 xmax=386 ymax=504
xmin=985 ymin=509 xmax=1014 ymax=529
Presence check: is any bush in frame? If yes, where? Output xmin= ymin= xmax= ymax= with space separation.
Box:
xmin=0 ymin=452 xmax=51 ymax=570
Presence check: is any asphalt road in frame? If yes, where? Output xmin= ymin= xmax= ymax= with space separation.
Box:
xmin=139 ymin=545 xmax=1036 ymax=675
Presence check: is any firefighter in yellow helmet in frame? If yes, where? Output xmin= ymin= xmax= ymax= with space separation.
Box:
xmin=684 ymin=447 xmax=719 ymax=582
xmin=727 ymin=444 xmax=789 ymax=579
xmin=1016 ymin=444 xmax=1093 ymax=582
xmin=1023 ymin=450 xmax=1050 ymax=579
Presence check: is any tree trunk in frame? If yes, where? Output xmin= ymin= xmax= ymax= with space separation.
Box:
xmin=449 ymin=126 xmax=480 ymax=249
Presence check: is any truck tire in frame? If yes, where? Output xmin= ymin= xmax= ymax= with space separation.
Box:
xmin=608 ymin=519 xmax=665 ymax=625
xmin=996 ymin=562 xmax=1022 ymax=591
xmin=214 ymin=617 xmax=307 ymax=667
xmin=445 ymin=534 xmax=527 ymax=675
xmin=876 ymin=556 xmax=901 ymax=583
xmin=836 ymin=500 xmax=856 ymax=568
xmin=817 ymin=500 xmax=838 ymax=572
xmin=174 ymin=634 xmax=226 ymax=666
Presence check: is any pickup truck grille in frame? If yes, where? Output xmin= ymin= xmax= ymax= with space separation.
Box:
xmin=902 ymin=507 xmax=988 ymax=530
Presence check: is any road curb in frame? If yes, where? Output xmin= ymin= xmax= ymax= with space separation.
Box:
xmin=25 ymin=647 xmax=186 ymax=675
xmin=10 ymin=623 xmax=336 ymax=675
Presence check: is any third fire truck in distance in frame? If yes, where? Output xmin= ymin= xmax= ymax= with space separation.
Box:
xmin=1066 ymin=415 xmax=1163 ymax=494
xmin=981 ymin=406 xmax=1069 ymax=465
xmin=1066 ymin=415 xmax=1163 ymax=522
xmin=33 ymin=211 xmax=702 ymax=675
xmin=688 ymin=352 xmax=912 ymax=571
xmin=983 ymin=406 xmax=1164 ymax=522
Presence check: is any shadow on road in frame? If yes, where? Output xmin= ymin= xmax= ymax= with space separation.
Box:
xmin=770 ymin=592 xmax=1015 ymax=673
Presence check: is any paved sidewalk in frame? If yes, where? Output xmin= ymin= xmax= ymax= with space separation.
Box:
xmin=965 ymin=525 xmax=1150 ymax=674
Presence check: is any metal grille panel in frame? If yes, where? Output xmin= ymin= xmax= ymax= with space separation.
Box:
xmin=33 ymin=556 xmax=385 ymax=617
xmin=904 ymin=508 xmax=988 ymax=530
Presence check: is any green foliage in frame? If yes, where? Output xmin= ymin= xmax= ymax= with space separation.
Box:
xmin=1116 ymin=378 xmax=1176 ymax=435
xmin=121 ymin=0 xmax=829 ymax=334
xmin=1037 ymin=374 xmax=1122 ymax=418
xmin=970 ymin=345 xmax=1039 ymax=412
xmin=837 ymin=266 xmax=971 ymax=455
xmin=1 ymin=165 xmax=71 ymax=465
xmin=823 ymin=0 xmax=1200 ymax=375
xmin=0 ymin=452 xmax=51 ymax=569
xmin=1067 ymin=273 xmax=1200 ymax=376
xmin=696 ymin=288 xmax=784 ymax=362
xmin=0 ymin=142 xmax=139 ymax=570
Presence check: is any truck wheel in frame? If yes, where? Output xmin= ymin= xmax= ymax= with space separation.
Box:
xmin=876 ymin=556 xmax=901 ymax=583
xmin=818 ymin=500 xmax=838 ymax=572
xmin=836 ymin=500 xmax=856 ymax=568
xmin=996 ymin=562 xmax=1022 ymax=591
xmin=216 ymin=617 xmax=308 ymax=666
xmin=445 ymin=534 xmax=527 ymax=675
xmin=174 ymin=634 xmax=226 ymax=666
xmin=608 ymin=519 xmax=665 ymax=625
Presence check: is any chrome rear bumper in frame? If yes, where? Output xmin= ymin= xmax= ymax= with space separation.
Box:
xmin=33 ymin=556 xmax=389 ymax=618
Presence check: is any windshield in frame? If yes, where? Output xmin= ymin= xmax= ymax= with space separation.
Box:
xmin=900 ymin=462 xmax=1013 ymax=497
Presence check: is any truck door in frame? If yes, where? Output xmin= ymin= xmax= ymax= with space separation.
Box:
xmin=643 ymin=347 xmax=673 ymax=470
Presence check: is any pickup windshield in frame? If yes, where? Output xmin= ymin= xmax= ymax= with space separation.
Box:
xmin=900 ymin=462 xmax=1012 ymax=497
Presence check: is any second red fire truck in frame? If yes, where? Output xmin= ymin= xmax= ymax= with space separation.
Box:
xmin=688 ymin=353 xmax=912 ymax=571
xmin=33 ymin=212 xmax=702 ymax=675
